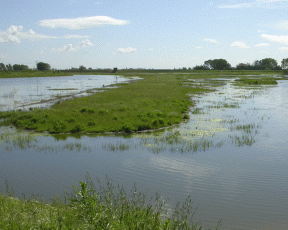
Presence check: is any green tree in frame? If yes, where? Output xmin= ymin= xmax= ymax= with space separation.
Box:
xmin=261 ymin=58 xmax=278 ymax=69
xmin=6 ymin=64 xmax=13 ymax=71
xmin=204 ymin=59 xmax=231 ymax=70
xmin=0 ymin=63 xmax=6 ymax=71
xmin=79 ymin=65 xmax=86 ymax=72
xmin=13 ymin=64 xmax=29 ymax=71
xmin=281 ymin=58 xmax=288 ymax=69
xmin=37 ymin=62 xmax=51 ymax=71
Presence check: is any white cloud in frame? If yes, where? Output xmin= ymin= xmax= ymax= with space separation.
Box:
xmin=0 ymin=25 xmax=90 ymax=43
xmin=117 ymin=47 xmax=137 ymax=54
xmin=51 ymin=44 xmax=77 ymax=53
xmin=148 ymin=48 xmax=154 ymax=51
xmin=204 ymin=38 xmax=219 ymax=44
xmin=258 ymin=30 xmax=265 ymax=33
xmin=79 ymin=39 xmax=94 ymax=48
xmin=231 ymin=41 xmax=250 ymax=49
xmin=255 ymin=43 xmax=270 ymax=47
xmin=39 ymin=16 xmax=129 ymax=29
xmin=261 ymin=34 xmax=288 ymax=44
xmin=195 ymin=46 xmax=202 ymax=49
xmin=51 ymin=39 xmax=94 ymax=53
xmin=278 ymin=47 xmax=288 ymax=51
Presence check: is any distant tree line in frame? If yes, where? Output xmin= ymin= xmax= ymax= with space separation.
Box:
xmin=1 ymin=58 xmax=288 ymax=73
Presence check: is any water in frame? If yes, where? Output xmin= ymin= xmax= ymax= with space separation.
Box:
xmin=0 ymin=75 xmax=136 ymax=111
xmin=0 ymin=77 xmax=287 ymax=230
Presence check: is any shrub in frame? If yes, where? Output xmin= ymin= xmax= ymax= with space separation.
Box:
xmin=87 ymin=121 xmax=96 ymax=126
xmin=70 ymin=123 xmax=82 ymax=133
xmin=80 ymin=108 xmax=87 ymax=113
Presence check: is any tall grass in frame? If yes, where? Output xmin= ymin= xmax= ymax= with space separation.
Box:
xmin=0 ymin=179 xmax=221 ymax=229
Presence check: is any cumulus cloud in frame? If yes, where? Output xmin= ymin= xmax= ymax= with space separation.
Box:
xmin=0 ymin=25 xmax=56 ymax=43
xmin=255 ymin=43 xmax=270 ymax=47
xmin=0 ymin=25 xmax=90 ymax=43
xmin=204 ymin=39 xmax=219 ymax=44
xmin=79 ymin=39 xmax=94 ymax=48
xmin=231 ymin=41 xmax=250 ymax=49
xmin=39 ymin=16 xmax=129 ymax=29
xmin=261 ymin=34 xmax=288 ymax=44
xmin=117 ymin=47 xmax=137 ymax=54
xmin=51 ymin=39 xmax=94 ymax=53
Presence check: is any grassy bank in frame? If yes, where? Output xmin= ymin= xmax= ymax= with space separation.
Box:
xmin=0 ymin=74 xmax=211 ymax=134
xmin=0 ymin=180 xmax=220 ymax=230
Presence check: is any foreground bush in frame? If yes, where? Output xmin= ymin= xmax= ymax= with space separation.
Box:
xmin=0 ymin=180 xmax=221 ymax=229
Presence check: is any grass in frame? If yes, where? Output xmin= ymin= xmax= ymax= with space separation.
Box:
xmin=0 ymin=179 xmax=221 ymax=230
xmin=0 ymin=73 xmax=211 ymax=134
xmin=233 ymin=77 xmax=279 ymax=86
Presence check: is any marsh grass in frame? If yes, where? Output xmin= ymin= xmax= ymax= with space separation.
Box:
xmin=102 ymin=142 xmax=130 ymax=151
xmin=0 ymin=178 xmax=221 ymax=230
xmin=233 ymin=77 xmax=279 ymax=86
xmin=0 ymin=74 xmax=212 ymax=134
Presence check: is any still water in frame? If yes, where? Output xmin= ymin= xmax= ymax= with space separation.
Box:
xmin=0 ymin=75 xmax=132 ymax=111
xmin=0 ymin=76 xmax=287 ymax=230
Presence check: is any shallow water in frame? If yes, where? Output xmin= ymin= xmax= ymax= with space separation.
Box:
xmin=0 ymin=75 xmax=133 ymax=111
xmin=0 ymin=77 xmax=287 ymax=230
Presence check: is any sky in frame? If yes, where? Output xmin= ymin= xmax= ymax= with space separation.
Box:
xmin=1 ymin=0 xmax=288 ymax=69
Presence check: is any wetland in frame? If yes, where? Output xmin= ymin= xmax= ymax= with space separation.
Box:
xmin=0 ymin=71 xmax=288 ymax=229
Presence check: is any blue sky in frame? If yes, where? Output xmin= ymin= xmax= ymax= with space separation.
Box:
xmin=1 ymin=0 xmax=288 ymax=69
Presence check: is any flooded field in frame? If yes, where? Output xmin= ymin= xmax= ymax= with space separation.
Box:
xmin=0 ymin=75 xmax=134 ymax=111
xmin=0 ymin=76 xmax=288 ymax=229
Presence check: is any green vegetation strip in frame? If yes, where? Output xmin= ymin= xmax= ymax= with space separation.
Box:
xmin=233 ymin=77 xmax=279 ymax=86
xmin=0 ymin=180 xmax=220 ymax=230
xmin=0 ymin=74 xmax=211 ymax=134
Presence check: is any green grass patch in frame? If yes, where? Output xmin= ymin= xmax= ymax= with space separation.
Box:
xmin=233 ymin=77 xmax=279 ymax=86
xmin=0 ymin=74 xmax=212 ymax=134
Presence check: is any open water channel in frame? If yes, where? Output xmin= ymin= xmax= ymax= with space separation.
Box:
xmin=0 ymin=75 xmax=287 ymax=230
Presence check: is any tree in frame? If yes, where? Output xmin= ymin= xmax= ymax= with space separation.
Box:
xmin=13 ymin=64 xmax=28 ymax=71
xmin=261 ymin=58 xmax=278 ymax=69
xmin=37 ymin=62 xmax=51 ymax=71
xmin=236 ymin=63 xmax=251 ymax=70
xmin=6 ymin=64 xmax=13 ymax=71
xmin=204 ymin=59 xmax=231 ymax=70
xmin=281 ymin=58 xmax=288 ymax=69
xmin=193 ymin=65 xmax=209 ymax=70
xmin=0 ymin=63 xmax=6 ymax=71
xmin=79 ymin=65 xmax=86 ymax=72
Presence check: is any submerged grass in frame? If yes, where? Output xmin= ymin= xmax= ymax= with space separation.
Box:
xmin=0 ymin=179 xmax=221 ymax=230
xmin=0 ymin=74 xmax=211 ymax=134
